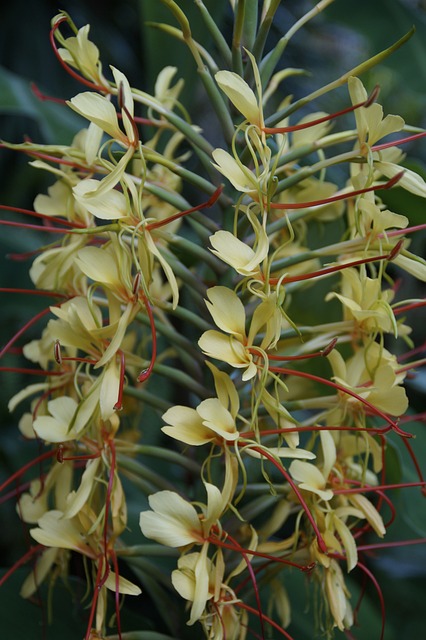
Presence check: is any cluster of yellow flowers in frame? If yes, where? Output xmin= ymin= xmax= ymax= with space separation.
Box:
xmin=2 ymin=3 xmax=426 ymax=639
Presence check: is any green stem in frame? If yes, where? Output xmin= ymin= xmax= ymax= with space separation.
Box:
xmin=165 ymin=232 xmax=225 ymax=274
xmin=162 ymin=301 xmax=211 ymax=332
xmin=131 ymin=444 xmax=200 ymax=473
xmin=198 ymin=67 xmax=236 ymax=143
xmin=265 ymin=27 xmax=415 ymax=127
xmin=159 ymin=247 xmax=207 ymax=298
xmin=194 ymin=0 xmax=233 ymax=67
xmin=260 ymin=0 xmax=336 ymax=88
xmin=116 ymin=544 xmax=179 ymax=558
xmin=153 ymin=362 xmax=209 ymax=398
xmin=232 ymin=0 xmax=245 ymax=75
xmin=118 ymin=454 xmax=177 ymax=491
xmin=241 ymin=0 xmax=258 ymax=51
xmin=252 ymin=0 xmax=281 ymax=61
xmin=124 ymin=385 xmax=172 ymax=412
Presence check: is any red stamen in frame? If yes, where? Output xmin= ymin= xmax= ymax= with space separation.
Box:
xmin=371 ymin=131 xmax=426 ymax=152
xmin=0 ymin=220 xmax=74 ymax=234
xmin=263 ymin=87 xmax=379 ymax=135
xmin=113 ymin=350 xmax=126 ymax=411
xmin=146 ymin=185 xmax=223 ymax=232
xmin=269 ymin=244 xmax=401 ymax=285
xmin=208 ymin=533 xmax=313 ymax=571
xmin=270 ymin=172 xmax=403 ymax=210
xmin=31 ymin=82 xmax=66 ymax=105
xmin=223 ymin=531 xmax=265 ymax=640
xmin=84 ymin=560 xmax=104 ymax=640
xmin=357 ymin=538 xmax=426 ymax=552
xmin=0 ymin=307 xmax=53 ymax=359
xmin=264 ymin=338 xmax=337 ymax=362
xmin=0 ymin=203 xmax=82 ymax=228
xmin=137 ymin=295 xmax=157 ymax=383
xmin=379 ymin=223 xmax=426 ymax=238
xmin=267 ymin=365 xmax=412 ymax=438
xmin=0 ymin=287 xmax=66 ymax=299
xmin=394 ymin=300 xmax=426 ymax=315
xmin=110 ymin=550 xmax=123 ymax=640
xmin=0 ymin=367 xmax=63 ymax=377
xmin=235 ymin=601 xmax=295 ymax=639
xmin=50 ymin=17 xmax=110 ymax=94
xmin=333 ymin=480 xmax=426 ymax=495
xmin=246 ymin=445 xmax=328 ymax=553
xmin=0 ymin=544 xmax=44 ymax=588
xmin=0 ymin=450 xmax=58 ymax=495
xmin=353 ymin=560 xmax=386 ymax=640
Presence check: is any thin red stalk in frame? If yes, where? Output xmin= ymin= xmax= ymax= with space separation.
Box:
xmin=114 ymin=351 xmax=126 ymax=411
xmin=0 ymin=544 xmax=44 ymax=588
xmin=60 ymin=452 xmax=101 ymax=462
xmin=235 ymin=601 xmax=295 ymax=640
xmin=354 ymin=560 xmax=386 ymax=640
xmin=50 ymin=18 xmax=110 ymax=94
xmin=102 ymin=440 xmax=116 ymax=576
xmin=31 ymin=82 xmax=66 ymax=104
xmin=401 ymin=438 xmax=425 ymax=489
xmin=397 ymin=343 xmax=426 ymax=362
xmin=333 ymin=481 xmax=426 ymax=495
xmin=240 ymin=424 xmax=375 ymax=438
xmin=396 ymin=357 xmax=426 ymax=374
xmin=262 ymin=88 xmax=379 ymax=134
xmin=267 ymin=365 xmax=412 ymax=438
xmin=247 ymin=445 xmax=327 ymax=553
xmin=0 ymin=450 xmax=57 ymax=495
xmin=264 ymin=338 xmax=337 ymax=362
xmin=146 ymin=185 xmax=223 ymax=231
xmin=85 ymin=560 xmax=104 ymax=640
xmin=211 ymin=602 xmax=227 ymax=639
xmin=399 ymin=411 xmax=426 ymax=423
xmin=32 ymin=385 xmax=64 ymax=421
xmin=61 ymin=356 xmax=98 ymax=365
xmin=208 ymin=535 xmax=312 ymax=571
xmin=30 ymin=84 xmax=159 ymax=127
xmin=110 ymin=550 xmax=123 ymax=640
xmin=371 ymin=131 xmax=426 ymax=152
xmin=269 ymin=245 xmax=399 ymax=285
xmin=0 ymin=220 xmax=74 ymax=234
xmin=0 ymin=203 xmax=84 ymax=228
xmin=378 ymin=223 xmax=426 ymax=238
xmin=393 ymin=300 xmax=426 ymax=315
xmin=8 ymin=248 xmax=44 ymax=261
xmin=224 ymin=531 xmax=265 ymax=640
xmin=0 ymin=479 xmax=34 ymax=504
xmin=0 ymin=287 xmax=66 ymax=298
xmin=270 ymin=173 xmax=402 ymax=210
xmin=137 ymin=295 xmax=157 ymax=383
xmin=0 ymin=307 xmax=53 ymax=359
xmin=0 ymin=367 xmax=64 ymax=376
xmin=357 ymin=538 xmax=426 ymax=552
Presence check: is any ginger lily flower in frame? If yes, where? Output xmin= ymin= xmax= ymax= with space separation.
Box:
xmin=215 ymin=50 xmax=264 ymax=130
xmin=198 ymin=286 xmax=280 ymax=381
xmin=162 ymin=397 xmax=239 ymax=446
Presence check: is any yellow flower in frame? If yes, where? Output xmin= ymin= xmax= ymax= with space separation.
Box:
xmin=209 ymin=207 xmax=269 ymax=277
xmin=215 ymin=50 xmax=263 ymax=129
xmin=326 ymin=267 xmax=397 ymax=335
xmin=199 ymin=287 xmax=280 ymax=381
xmin=55 ymin=18 xmax=107 ymax=87
xmin=162 ymin=398 xmax=239 ymax=446
xmin=348 ymin=76 xmax=404 ymax=152
xmin=327 ymin=343 xmax=408 ymax=422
